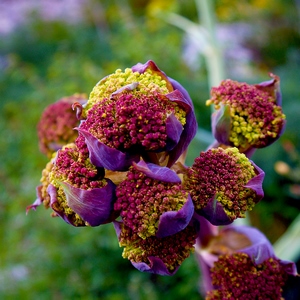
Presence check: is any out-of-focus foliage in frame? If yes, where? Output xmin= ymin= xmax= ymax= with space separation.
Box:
xmin=214 ymin=0 xmax=300 ymax=69
xmin=0 ymin=0 xmax=299 ymax=298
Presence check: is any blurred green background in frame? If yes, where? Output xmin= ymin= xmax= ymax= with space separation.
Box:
xmin=0 ymin=0 xmax=299 ymax=299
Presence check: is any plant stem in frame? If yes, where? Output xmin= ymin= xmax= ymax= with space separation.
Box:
xmin=273 ymin=213 xmax=300 ymax=261
xmin=195 ymin=0 xmax=225 ymax=87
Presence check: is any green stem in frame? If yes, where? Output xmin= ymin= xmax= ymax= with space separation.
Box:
xmin=273 ymin=213 xmax=300 ymax=261
xmin=195 ymin=0 xmax=225 ymax=87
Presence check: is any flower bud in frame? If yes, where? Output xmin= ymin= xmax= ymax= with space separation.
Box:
xmin=207 ymin=74 xmax=285 ymax=153
xmin=184 ymin=147 xmax=264 ymax=225
xmin=114 ymin=160 xmax=194 ymax=239
xmin=75 ymin=60 xmax=197 ymax=170
xmin=27 ymin=143 xmax=116 ymax=227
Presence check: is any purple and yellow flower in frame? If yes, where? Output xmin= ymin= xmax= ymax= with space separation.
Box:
xmin=37 ymin=93 xmax=87 ymax=157
xmin=75 ymin=60 xmax=197 ymax=170
xmin=114 ymin=160 xmax=194 ymax=239
xmin=206 ymin=74 xmax=286 ymax=154
xmin=114 ymin=221 xmax=198 ymax=275
xmin=184 ymin=147 xmax=264 ymax=225
xmin=195 ymin=225 xmax=298 ymax=299
xmin=27 ymin=143 xmax=116 ymax=227
xmin=206 ymin=253 xmax=289 ymax=299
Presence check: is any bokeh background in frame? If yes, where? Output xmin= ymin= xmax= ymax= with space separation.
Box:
xmin=1 ymin=0 xmax=299 ymax=299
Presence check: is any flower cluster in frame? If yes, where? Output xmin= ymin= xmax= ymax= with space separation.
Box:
xmin=28 ymin=60 xmax=297 ymax=296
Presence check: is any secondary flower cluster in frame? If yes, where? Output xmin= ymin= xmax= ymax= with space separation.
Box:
xmin=27 ymin=61 xmax=297 ymax=296
xmin=195 ymin=220 xmax=297 ymax=299
xmin=37 ymin=93 xmax=87 ymax=157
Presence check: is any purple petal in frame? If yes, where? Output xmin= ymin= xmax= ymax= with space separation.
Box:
xmin=26 ymin=185 xmax=43 ymax=213
xmin=131 ymin=256 xmax=179 ymax=276
xmin=211 ymin=104 xmax=231 ymax=145
xmin=132 ymin=60 xmax=195 ymax=107
xmin=197 ymin=197 xmax=232 ymax=226
xmin=113 ymin=220 xmax=122 ymax=237
xmin=48 ymin=184 xmax=76 ymax=226
xmin=255 ymin=73 xmax=282 ymax=106
xmin=244 ymin=161 xmax=265 ymax=201
xmin=59 ymin=179 xmax=116 ymax=226
xmin=224 ymin=226 xmax=275 ymax=264
xmin=131 ymin=60 xmax=173 ymax=92
xmin=133 ymin=160 xmax=181 ymax=183
xmin=168 ymin=76 xmax=194 ymax=108
xmin=156 ymin=194 xmax=194 ymax=238
xmin=165 ymin=90 xmax=197 ymax=167
xmin=165 ymin=113 xmax=183 ymax=151
xmin=279 ymin=259 xmax=298 ymax=276
xmin=195 ymin=251 xmax=215 ymax=293
xmin=77 ymin=128 xmax=140 ymax=171
xmin=223 ymin=226 xmax=298 ymax=275
xmin=193 ymin=213 xmax=219 ymax=242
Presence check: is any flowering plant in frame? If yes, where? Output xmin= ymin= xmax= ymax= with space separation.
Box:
xmin=27 ymin=60 xmax=297 ymax=299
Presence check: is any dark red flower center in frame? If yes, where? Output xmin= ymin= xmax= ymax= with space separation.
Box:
xmin=206 ymin=252 xmax=288 ymax=300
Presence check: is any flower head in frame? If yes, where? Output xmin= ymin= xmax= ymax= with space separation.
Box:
xmin=27 ymin=143 xmax=116 ymax=226
xmin=207 ymin=74 xmax=286 ymax=153
xmin=206 ymin=252 xmax=288 ymax=300
xmin=196 ymin=225 xmax=298 ymax=300
xmin=114 ymin=160 xmax=194 ymax=239
xmin=37 ymin=94 xmax=87 ymax=157
xmin=114 ymin=221 xmax=198 ymax=275
xmin=184 ymin=147 xmax=264 ymax=225
xmin=76 ymin=60 xmax=197 ymax=170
